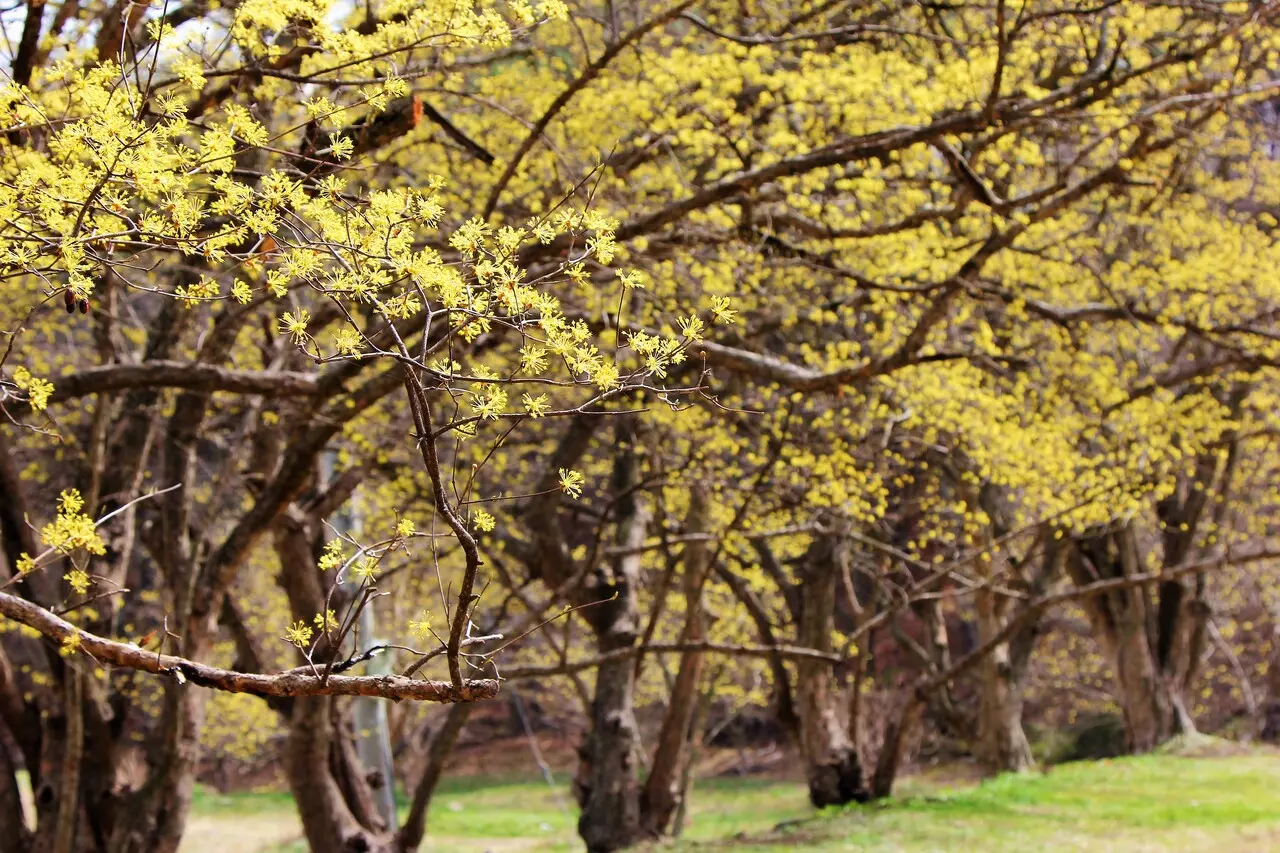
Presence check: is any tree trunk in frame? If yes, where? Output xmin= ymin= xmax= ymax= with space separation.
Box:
xmin=397 ymin=703 xmax=473 ymax=849
xmin=870 ymin=697 xmax=924 ymax=799
xmin=0 ymin=718 xmax=31 ymax=853
xmin=640 ymin=488 xmax=709 ymax=838
xmin=575 ymin=644 xmax=643 ymax=853
xmin=910 ymin=598 xmax=970 ymax=742
xmin=573 ymin=423 xmax=647 ymax=853
xmin=287 ymin=697 xmax=368 ymax=853
xmin=1071 ymin=529 xmax=1190 ymax=753
xmin=795 ymin=536 xmax=867 ymax=808
xmin=1112 ymin=619 xmax=1178 ymax=752
xmin=1262 ymin=605 xmax=1280 ymax=742
xmin=974 ymin=605 xmax=1034 ymax=774
xmin=973 ymin=539 xmax=1052 ymax=776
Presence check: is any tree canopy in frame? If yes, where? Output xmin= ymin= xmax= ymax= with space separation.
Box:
xmin=0 ymin=1 xmax=1278 ymax=852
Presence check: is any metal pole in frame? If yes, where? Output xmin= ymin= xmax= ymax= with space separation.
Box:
xmin=324 ymin=450 xmax=399 ymax=829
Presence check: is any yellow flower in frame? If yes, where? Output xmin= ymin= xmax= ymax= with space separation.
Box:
xmin=280 ymin=309 xmax=311 ymax=344
xmin=42 ymin=490 xmax=106 ymax=557
xmin=328 ymin=134 xmax=353 ymax=161
xmin=350 ymin=556 xmax=380 ymax=582
xmin=617 ymin=270 xmax=645 ymax=290
xmin=318 ymin=539 xmax=345 ymax=572
xmin=60 ymin=632 xmax=82 ymax=657
xmin=332 ymin=327 xmax=364 ymax=356
xmin=12 ymin=366 xmax=54 ymax=411
xmin=473 ymin=509 xmax=496 ymax=532
xmin=64 ymin=568 xmax=91 ymax=595
xmin=520 ymin=346 xmax=548 ymax=373
xmin=470 ymin=385 xmax=509 ymax=420
xmin=408 ymin=611 xmax=432 ymax=642
xmin=284 ymin=620 xmax=314 ymax=649
xmin=558 ymin=468 xmax=585 ymax=499
xmin=522 ymin=393 xmax=550 ymax=418
xmin=313 ymin=609 xmax=338 ymax=633
xmin=710 ymin=296 xmax=738 ymax=324
xmin=678 ymin=315 xmax=705 ymax=342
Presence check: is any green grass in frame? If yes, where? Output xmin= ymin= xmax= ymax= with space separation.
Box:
xmin=694 ymin=755 xmax=1280 ymax=853
xmin=182 ymin=753 xmax=1280 ymax=853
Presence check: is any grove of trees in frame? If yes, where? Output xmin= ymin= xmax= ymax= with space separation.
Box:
xmin=0 ymin=1 xmax=1278 ymax=852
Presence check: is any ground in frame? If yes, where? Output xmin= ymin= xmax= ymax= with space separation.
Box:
xmin=176 ymin=743 xmax=1280 ymax=852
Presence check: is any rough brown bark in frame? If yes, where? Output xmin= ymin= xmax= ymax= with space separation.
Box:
xmin=871 ymin=697 xmax=924 ymax=799
xmin=573 ymin=424 xmax=647 ymax=853
xmin=52 ymin=667 xmax=84 ymax=853
xmin=795 ymin=536 xmax=867 ymax=808
xmin=972 ymin=525 xmax=1058 ymax=776
xmin=286 ymin=697 xmax=375 ymax=853
xmin=274 ymin=509 xmax=391 ymax=853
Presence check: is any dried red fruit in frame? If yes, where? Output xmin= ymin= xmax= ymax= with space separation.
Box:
xmin=78 ymin=298 xmax=89 ymax=315
xmin=63 ymin=289 xmax=75 ymax=313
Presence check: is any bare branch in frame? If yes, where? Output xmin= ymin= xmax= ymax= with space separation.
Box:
xmin=49 ymin=361 xmax=320 ymax=403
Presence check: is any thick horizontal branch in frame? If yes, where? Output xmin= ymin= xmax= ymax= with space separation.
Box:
xmin=50 ymin=361 xmax=321 ymax=403
xmin=0 ymin=591 xmax=496 ymax=703
xmin=692 ymin=338 xmax=963 ymax=393
xmin=694 ymin=340 xmax=874 ymax=391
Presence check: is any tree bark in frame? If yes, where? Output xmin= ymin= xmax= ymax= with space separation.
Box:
xmin=271 ymin=506 xmax=398 ymax=853
xmin=871 ymin=696 xmax=923 ymax=799
xmin=795 ymin=536 xmax=867 ymax=808
xmin=575 ymin=645 xmax=643 ymax=853
xmin=285 ymin=696 xmax=379 ymax=853
xmin=52 ymin=667 xmax=84 ymax=853
xmin=0 ymin=716 xmax=31 ymax=853
xmin=974 ymin=587 xmax=1034 ymax=774
xmin=972 ymin=530 xmax=1058 ymax=775
xmin=1071 ymin=529 xmax=1189 ymax=752
xmin=640 ymin=488 xmax=710 ymax=838
xmin=573 ymin=426 xmax=647 ymax=853
xmin=397 ymin=703 xmax=473 ymax=850
xmin=1262 ymin=601 xmax=1280 ymax=743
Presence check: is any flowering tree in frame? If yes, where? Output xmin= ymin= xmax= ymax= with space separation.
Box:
xmin=0 ymin=1 xmax=722 ymax=850
xmin=1 ymin=1 xmax=1279 ymax=853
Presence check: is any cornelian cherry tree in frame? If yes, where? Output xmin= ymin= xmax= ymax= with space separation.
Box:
xmin=1 ymin=1 xmax=1280 ymax=853
xmin=0 ymin=2 xmax=719 ymax=851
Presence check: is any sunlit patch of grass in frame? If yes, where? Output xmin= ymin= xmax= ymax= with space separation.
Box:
xmin=685 ymin=754 xmax=1280 ymax=853
xmin=185 ymin=753 xmax=1280 ymax=853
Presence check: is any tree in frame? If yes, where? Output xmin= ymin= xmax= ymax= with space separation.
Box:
xmin=456 ymin=0 xmax=1280 ymax=839
xmin=0 ymin=3 xmax=710 ymax=850
xmin=2 ymin=1 xmax=1280 ymax=852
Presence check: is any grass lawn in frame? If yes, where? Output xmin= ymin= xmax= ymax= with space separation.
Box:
xmin=179 ymin=752 xmax=1280 ymax=852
